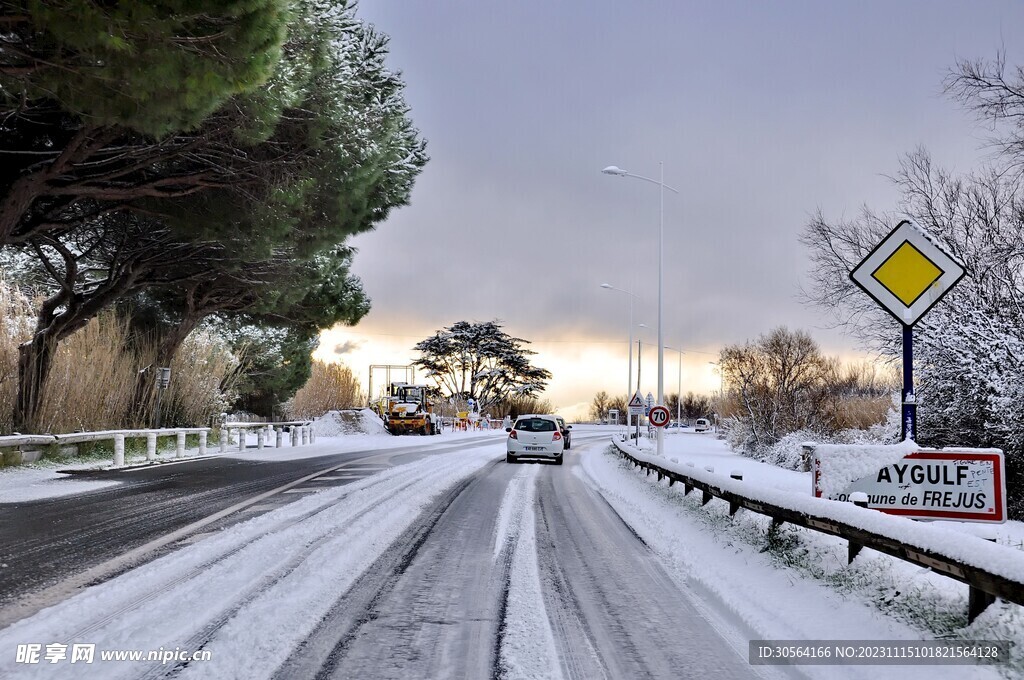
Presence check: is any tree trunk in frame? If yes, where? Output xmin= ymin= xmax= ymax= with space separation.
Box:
xmin=13 ymin=332 xmax=58 ymax=433
xmin=130 ymin=318 xmax=201 ymax=427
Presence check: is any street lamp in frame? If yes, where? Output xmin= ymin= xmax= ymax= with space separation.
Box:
xmin=600 ymin=283 xmax=639 ymax=426
xmin=666 ymin=345 xmax=685 ymax=426
xmin=602 ymin=164 xmax=679 ymax=457
xmin=708 ymin=361 xmax=723 ymax=397
xmin=708 ymin=361 xmax=724 ymax=433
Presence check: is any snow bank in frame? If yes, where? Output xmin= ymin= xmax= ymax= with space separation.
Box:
xmin=813 ymin=440 xmax=920 ymax=497
xmin=309 ymin=408 xmax=387 ymax=437
xmin=613 ymin=437 xmax=1024 ymax=586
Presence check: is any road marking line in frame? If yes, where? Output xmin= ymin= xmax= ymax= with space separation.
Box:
xmin=240 ymin=504 xmax=280 ymax=513
xmin=282 ymin=488 xmax=321 ymax=494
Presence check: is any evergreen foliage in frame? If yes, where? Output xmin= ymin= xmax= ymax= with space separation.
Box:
xmin=412 ymin=321 xmax=552 ymax=414
xmin=1 ymin=0 xmax=290 ymax=136
xmin=0 ymin=0 xmax=427 ymax=430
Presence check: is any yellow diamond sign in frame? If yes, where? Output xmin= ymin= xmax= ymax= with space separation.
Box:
xmin=871 ymin=241 xmax=943 ymax=307
xmin=849 ymin=219 xmax=965 ymax=326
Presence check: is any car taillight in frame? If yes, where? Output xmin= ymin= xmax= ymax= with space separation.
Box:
xmin=509 ymin=430 xmax=517 ymax=439
xmin=552 ymin=431 xmax=562 ymax=441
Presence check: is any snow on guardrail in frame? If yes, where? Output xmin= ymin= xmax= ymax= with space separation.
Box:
xmin=1 ymin=421 xmax=315 ymax=469
xmin=610 ymin=435 xmax=1024 ymax=623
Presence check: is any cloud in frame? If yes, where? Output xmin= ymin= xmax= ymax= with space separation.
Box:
xmin=333 ymin=340 xmax=363 ymax=355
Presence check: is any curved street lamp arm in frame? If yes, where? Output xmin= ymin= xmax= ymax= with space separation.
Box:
xmin=619 ymin=172 xmax=680 ymax=194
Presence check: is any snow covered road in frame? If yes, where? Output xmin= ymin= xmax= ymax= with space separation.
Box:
xmin=1 ymin=428 xmax=1013 ymax=679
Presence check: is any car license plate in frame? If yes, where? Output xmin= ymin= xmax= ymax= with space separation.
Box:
xmin=525 ymin=446 xmax=544 ymax=451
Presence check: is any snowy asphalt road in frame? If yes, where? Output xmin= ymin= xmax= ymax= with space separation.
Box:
xmin=0 ymin=434 xmax=498 ymax=626
xmin=0 ymin=433 xmax=761 ymax=679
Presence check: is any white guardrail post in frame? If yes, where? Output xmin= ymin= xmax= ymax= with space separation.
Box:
xmin=276 ymin=427 xmax=283 ymax=448
xmin=301 ymin=426 xmax=309 ymax=446
xmin=199 ymin=430 xmax=207 ymax=456
xmin=237 ymin=428 xmax=245 ymax=452
xmin=176 ymin=432 xmax=185 ymax=458
xmin=257 ymin=428 xmax=265 ymax=450
xmin=220 ymin=427 xmax=228 ymax=453
xmin=291 ymin=426 xmax=298 ymax=447
xmin=308 ymin=426 xmax=315 ymax=444
xmin=146 ymin=433 xmax=157 ymax=461
xmin=113 ymin=433 xmax=125 ymax=467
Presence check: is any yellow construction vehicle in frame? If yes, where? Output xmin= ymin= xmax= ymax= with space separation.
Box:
xmin=375 ymin=382 xmax=440 ymax=435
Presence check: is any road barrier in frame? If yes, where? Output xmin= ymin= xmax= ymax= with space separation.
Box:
xmin=0 ymin=421 xmax=316 ymax=468
xmin=610 ymin=436 xmax=1024 ymax=623
xmin=221 ymin=421 xmax=313 ymax=453
xmin=0 ymin=428 xmax=210 ymax=467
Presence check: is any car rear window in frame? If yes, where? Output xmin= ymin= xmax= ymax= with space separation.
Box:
xmin=514 ymin=418 xmax=556 ymax=432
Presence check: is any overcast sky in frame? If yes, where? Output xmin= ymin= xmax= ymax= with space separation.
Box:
xmin=317 ymin=0 xmax=1024 ymax=418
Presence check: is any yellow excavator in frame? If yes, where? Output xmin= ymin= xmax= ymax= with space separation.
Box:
xmin=375 ymin=382 xmax=440 ymax=435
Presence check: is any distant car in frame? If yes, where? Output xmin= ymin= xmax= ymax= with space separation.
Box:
xmin=554 ymin=416 xmax=573 ymax=449
xmin=694 ymin=418 xmax=711 ymax=432
xmin=506 ymin=414 xmax=564 ymax=464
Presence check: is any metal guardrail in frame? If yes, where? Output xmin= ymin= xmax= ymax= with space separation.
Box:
xmin=610 ymin=436 xmax=1024 ymax=623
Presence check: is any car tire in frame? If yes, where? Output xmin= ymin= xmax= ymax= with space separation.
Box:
xmin=506 ymin=453 xmax=516 ymax=464
xmin=554 ymin=454 xmax=563 ymax=466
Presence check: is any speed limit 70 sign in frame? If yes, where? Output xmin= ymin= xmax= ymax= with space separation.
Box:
xmin=648 ymin=406 xmax=670 ymax=428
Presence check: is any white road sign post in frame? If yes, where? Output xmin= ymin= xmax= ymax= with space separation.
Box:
xmin=849 ymin=219 xmax=965 ymax=441
xmin=628 ymin=391 xmax=645 ymax=440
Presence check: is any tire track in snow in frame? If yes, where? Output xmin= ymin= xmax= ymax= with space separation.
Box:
xmin=495 ymin=464 xmax=564 ymax=680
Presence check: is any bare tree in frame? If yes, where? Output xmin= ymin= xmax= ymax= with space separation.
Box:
xmin=719 ymin=327 xmax=833 ymax=451
xmin=590 ymin=390 xmax=611 ymax=421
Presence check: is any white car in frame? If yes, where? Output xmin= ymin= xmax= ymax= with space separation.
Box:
xmin=694 ymin=418 xmax=711 ymax=432
xmin=506 ymin=414 xmax=564 ymax=465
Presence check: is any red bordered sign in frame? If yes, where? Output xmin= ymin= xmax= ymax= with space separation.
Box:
xmin=648 ymin=406 xmax=670 ymax=428
xmin=814 ymin=450 xmax=1006 ymax=523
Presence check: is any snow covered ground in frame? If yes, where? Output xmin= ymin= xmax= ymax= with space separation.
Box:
xmin=0 ymin=408 xmax=506 ymax=503
xmin=601 ymin=429 xmax=1024 ymax=678
xmin=1 ymin=423 xmax=1019 ymax=678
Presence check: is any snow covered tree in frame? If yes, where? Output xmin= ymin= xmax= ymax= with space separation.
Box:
xmin=800 ymin=149 xmax=1024 ymax=518
xmin=4 ymin=1 xmax=426 ymax=430
xmin=718 ymin=327 xmax=835 ymax=452
xmin=412 ymin=321 xmax=551 ymax=414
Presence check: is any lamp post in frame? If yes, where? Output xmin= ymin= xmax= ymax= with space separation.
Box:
xmin=602 ymin=163 xmax=679 ymax=457
xmin=600 ymin=283 xmax=639 ymax=426
xmin=708 ymin=361 xmax=723 ymax=397
xmin=708 ymin=361 xmax=723 ymax=433
xmin=666 ymin=345 xmax=684 ymax=426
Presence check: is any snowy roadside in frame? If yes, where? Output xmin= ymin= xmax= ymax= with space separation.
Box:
xmin=0 ymin=442 xmax=503 ymax=680
xmin=0 ymin=427 xmax=506 ymax=504
xmin=580 ymin=438 xmax=1024 ymax=679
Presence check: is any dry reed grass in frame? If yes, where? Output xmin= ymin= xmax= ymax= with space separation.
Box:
xmin=0 ymin=279 xmax=35 ymax=432
xmin=1 ymin=279 xmax=238 ymax=434
xmin=35 ymin=312 xmax=143 ymax=433
xmin=289 ymin=361 xmax=363 ymax=419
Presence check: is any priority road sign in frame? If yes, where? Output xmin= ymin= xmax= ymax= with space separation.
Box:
xmin=849 ymin=219 xmax=965 ymax=327
xmin=649 ymin=406 xmax=671 ymax=428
